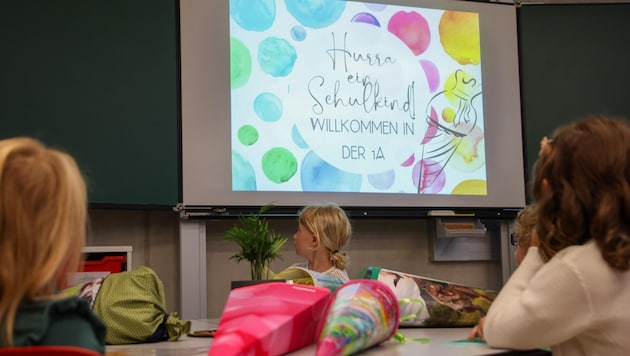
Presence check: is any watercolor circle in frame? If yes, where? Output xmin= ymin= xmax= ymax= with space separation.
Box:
xmin=451 ymin=179 xmax=487 ymax=195
xmin=229 ymin=0 xmax=275 ymax=32
xmin=230 ymin=37 xmax=252 ymax=89
xmin=237 ymin=125 xmax=259 ymax=146
xmin=254 ymin=93 xmax=283 ymax=122
xmin=439 ymin=11 xmax=480 ymax=65
xmin=285 ymin=0 xmax=346 ymax=29
xmin=262 ymin=147 xmax=298 ymax=183
xmin=258 ymin=37 xmax=297 ymax=77
xmin=232 ymin=152 xmax=257 ymax=190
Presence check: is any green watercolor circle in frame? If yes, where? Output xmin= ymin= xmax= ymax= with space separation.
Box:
xmin=262 ymin=147 xmax=297 ymax=184
xmin=238 ymin=125 xmax=259 ymax=146
xmin=230 ymin=37 xmax=251 ymax=89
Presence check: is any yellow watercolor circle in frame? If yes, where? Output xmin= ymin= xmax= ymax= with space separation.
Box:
xmin=439 ymin=11 xmax=480 ymax=65
xmin=443 ymin=70 xmax=477 ymax=106
xmin=442 ymin=107 xmax=456 ymax=123
xmin=452 ymin=179 xmax=487 ymax=195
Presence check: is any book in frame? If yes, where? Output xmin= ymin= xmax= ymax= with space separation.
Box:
xmin=361 ymin=266 xmax=497 ymax=327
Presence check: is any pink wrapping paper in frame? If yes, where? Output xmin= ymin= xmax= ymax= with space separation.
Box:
xmin=209 ymin=283 xmax=331 ymax=356
xmin=316 ymin=279 xmax=400 ymax=355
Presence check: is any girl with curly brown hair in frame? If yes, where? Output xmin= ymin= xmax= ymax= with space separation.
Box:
xmin=475 ymin=116 xmax=630 ymax=355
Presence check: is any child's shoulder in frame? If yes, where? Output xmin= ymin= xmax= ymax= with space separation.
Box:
xmin=556 ymin=239 xmax=599 ymax=260
xmin=19 ymin=296 xmax=100 ymax=326
xmin=555 ymin=239 xmax=618 ymax=277
xmin=15 ymin=296 xmax=105 ymax=346
xmin=327 ymin=267 xmax=350 ymax=282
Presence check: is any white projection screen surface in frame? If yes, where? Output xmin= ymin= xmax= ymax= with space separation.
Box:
xmin=180 ymin=0 xmax=525 ymax=213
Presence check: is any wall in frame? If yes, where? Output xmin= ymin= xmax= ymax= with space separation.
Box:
xmin=88 ymin=210 xmax=503 ymax=318
xmin=206 ymin=218 xmax=503 ymax=317
xmin=87 ymin=209 xmax=181 ymax=312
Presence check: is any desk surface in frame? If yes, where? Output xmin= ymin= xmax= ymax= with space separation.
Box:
xmin=106 ymin=320 xmax=545 ymax=356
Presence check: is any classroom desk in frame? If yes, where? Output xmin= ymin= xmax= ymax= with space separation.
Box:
xmin=105 ymin=319 xmax=550 ymax=356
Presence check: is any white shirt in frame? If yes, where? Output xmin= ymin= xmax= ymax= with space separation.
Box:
xmin=290 ymin=262 xmax=350 ymax=282
xmin=484 ymin=241 xmax=630 ymax=355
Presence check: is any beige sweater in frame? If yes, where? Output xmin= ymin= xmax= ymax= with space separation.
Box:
xmin=484 ymin=241 xmax=630 ymax=355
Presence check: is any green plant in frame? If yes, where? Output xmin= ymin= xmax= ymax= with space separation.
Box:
xmin=224 ymin=205 xmax=288 ymax=280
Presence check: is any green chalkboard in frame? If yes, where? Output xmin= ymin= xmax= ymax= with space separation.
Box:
xmin=518 ymin=3 xmax=630 ymax=197
xmin=0 ymin=0 xmax=179 ymax=207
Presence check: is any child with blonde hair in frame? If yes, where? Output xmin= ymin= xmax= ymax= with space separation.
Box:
xmin=291 ymin=203 xmax=351 ymax=281
xmin=0 ymin=137 xmax=106 ymax=353
xmin=510 ymin=204 xmax=538 ymax=265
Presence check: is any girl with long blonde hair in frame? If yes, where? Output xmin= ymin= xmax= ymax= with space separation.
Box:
xmin=0 ymin=137 xmax=105 ymax=353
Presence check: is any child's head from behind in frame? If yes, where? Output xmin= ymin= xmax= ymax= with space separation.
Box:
xmin=297 ymin=203 xmax=351 ymax=269
xmin=0 ymin=137 xmax=87 ymax=298
xmin=533 ymin=116 xmax=630 ymax=270
xmin=512 ymin=204 xmax=537 ymax=264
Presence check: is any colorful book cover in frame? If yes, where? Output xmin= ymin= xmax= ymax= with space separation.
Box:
xmin=361 ymin=266 xmax=496 ymax=327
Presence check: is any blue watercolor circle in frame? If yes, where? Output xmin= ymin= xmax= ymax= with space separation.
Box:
xmin=232 ymin=151 xmax=257 ymax=190
xmin=258 ymin=37 xmax=297 ymax=77
xmin=367 ymin=170 xmax=395 ymax=190
xmin=301 ymin=151 xmax=362 ymax=192
xmin=291 ymin=25 xmax=307 ymax=41
xmin=254 ymin=93 xmax=283 ymax=122
xmin=230 ymin=0 xmax=276 ymax=32
xmin=285 ymin=0 xmax=346 ymax=29
xmin=291 ymin=124 xmax=309 ymax=149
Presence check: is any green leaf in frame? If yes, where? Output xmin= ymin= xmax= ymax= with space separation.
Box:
xmin=223 ymin=204 xmax=288 ymax=280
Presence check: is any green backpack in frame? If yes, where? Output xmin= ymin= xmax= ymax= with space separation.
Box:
xmin=66 ymin=266 xmax=191 ymax=344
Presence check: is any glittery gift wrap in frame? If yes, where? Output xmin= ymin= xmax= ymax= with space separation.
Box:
xmin=316 ymin=279 xmax=400 ymax=355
